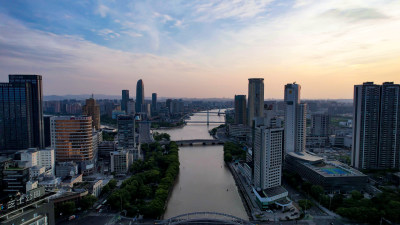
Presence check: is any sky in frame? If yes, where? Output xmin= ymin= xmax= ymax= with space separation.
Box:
xmin=0 ymin=0 xmax=399 ymax=99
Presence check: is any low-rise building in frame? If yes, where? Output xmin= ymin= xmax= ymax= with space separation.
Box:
xmin=0 ymin=187 xmax=55 ymax=225
xmin=62 ymin=174 xmax=83 ymax=188
xmin=110 ymin=150 xmax=130 ymax=174
xmin=30 ymin=165 xmax=46 ymax=178
xmin=285 ymin=151 xmax=367 ymax=192
xmin=55 ymin=162 xmax=78 ymax=178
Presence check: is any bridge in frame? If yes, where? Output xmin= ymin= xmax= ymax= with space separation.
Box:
xmin=161 ymin=139 xmax=225 ymax=146
xmin=158 ymin=212 xmax=253 ymax=225
xmin=185 ymin=121 xmax=225 ymax=124
xmin=186 ymin=109 xmax=226 ymax=125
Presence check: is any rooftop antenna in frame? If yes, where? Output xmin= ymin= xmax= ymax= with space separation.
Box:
xmin=91 ymin=93 xmax=94 ymax=99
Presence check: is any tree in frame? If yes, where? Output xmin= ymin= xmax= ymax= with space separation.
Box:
xmin=58 ymin=201 xmax=76 ymax=216
xmin=310 ymin=185 xmax=324 ymax=200
xmin=351 ymin=190 xmax=363 ymax=201
xmin=298 ymin=199 xmax=313 ymax=210
xmin=80 ymin=195 xmax=97 ymax=210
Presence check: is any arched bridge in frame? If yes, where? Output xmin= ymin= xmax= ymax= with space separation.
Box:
xmin=158 ymin=212 xmax=253 ymax=225
xmin=161 ymin=139 xmax=225 ymax=146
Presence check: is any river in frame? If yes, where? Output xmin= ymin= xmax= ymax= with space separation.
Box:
xmin=161 ymin=110 xmax=248 ymax=219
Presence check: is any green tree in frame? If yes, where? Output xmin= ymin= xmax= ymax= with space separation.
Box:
xmin=59 ymin=201 xmax=76 ymax=216
xmin=80 ymin=195 xmax=97 ymax=210
xmin=351 ymin=190 xmax=363 ymax=201
xmin=298 ymin=199 xmax=313 ymax=210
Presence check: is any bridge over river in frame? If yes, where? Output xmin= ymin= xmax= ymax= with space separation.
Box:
xmin=160 ymin=139 xmax=225 ymax=146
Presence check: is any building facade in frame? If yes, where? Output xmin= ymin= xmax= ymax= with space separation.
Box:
xmin=152 ymin=93 xmax=157 ymax=115
xmin=248 ymin=78 xmax=264 ymax=127
xmin=136 ymin=79 xmax=145 ymax=113
xmin=82 ymin=97 xmax=100 ymax=130
xmin=50 ymin=116 xmax=94 ymax=174
xmin=311 ymin=114 xmax=330 ymax=137
xmin=0 ymin=75 xmax=44 ymax=151
xmin=254 ymin=126 xmax=284 ymax=190
xmin=234 ymin=95 xmax=247 ymax=125
xmin=284 ymin=83 xmax=307 ymax=153
xmin=121 ymin=90 xmax=129 ymax=113
xmin=352 ymin=82 xmax=400 ymax=170
xmin=110 ymin=151 xmax=129 ymax=174
xmin=9 ymin=75 xmax=45 ymax=149
xmin=117 ymin=115 xmax=135 ymax=148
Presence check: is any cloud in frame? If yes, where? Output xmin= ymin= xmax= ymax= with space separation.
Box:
xmin=321 ymin=8 xmax=389 ymax=22
xmin=97 ymin=28 xmax=120 ymax=39
xmin=0 ymin=14 xmax=206 ymax=96
xmin=96 ymin=4 xmax=110 ymax=18
xmin=192 ymin=0 xmax=275 ymax=21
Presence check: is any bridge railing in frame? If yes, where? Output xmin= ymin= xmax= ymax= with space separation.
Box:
xmin=161 ymin=212 xmax=253 ymax=225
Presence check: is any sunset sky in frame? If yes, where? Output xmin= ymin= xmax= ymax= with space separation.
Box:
xmin=1 ymin=0 xmax=399 ymax=99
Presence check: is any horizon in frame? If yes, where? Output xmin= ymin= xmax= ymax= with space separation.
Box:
xmin=1 ymin=1 xmax=400 ymax=99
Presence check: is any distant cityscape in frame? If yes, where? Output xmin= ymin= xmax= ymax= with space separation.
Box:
xmin=0 ymin=74 xmax=399 ymax=225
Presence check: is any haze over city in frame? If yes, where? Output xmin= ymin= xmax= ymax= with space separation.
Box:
xmin=1 ymin=0 xmax=399 ymax=98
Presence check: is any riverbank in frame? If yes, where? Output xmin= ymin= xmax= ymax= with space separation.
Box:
xmin=106 ymin=142 xmax=180 ymax=219
xmin=227 ymin=162 xmax=254 ymax=221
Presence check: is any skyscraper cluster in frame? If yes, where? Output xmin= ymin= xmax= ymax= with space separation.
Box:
xmin=352 ymin=82 xmax=400 ymax=170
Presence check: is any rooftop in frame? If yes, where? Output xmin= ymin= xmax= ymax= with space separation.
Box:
xmin=287 ymin=151 xmax=323 ymax=163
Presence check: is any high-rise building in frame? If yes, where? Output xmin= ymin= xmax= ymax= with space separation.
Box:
xmin=352 ymin=82 xmax=400 ymax=170
xmin=121 ymin=90 xmax=129 ymax=113
xmin=254 ymin=125 xmax=284 ymax=190
xmin=311 ymin=114 xmax=330 ymax=137
xmin=9 ymin=75 xmax=44 ymax=149
xmin=117 ymin=115 xmax=135 ymax=149
xmin=284 ymin=83 xmax=307 ymax=153
xmin=82 ymin=96 xmax=100 ymax=130
xmin=50 ymin=116 xmax=94 ymax=174
xmin=378 ymin=82 xmax=400 ymax=169
xmin=248 ymin=78 xmax=264 ymax=127
xmin=234 ymin=95 xmax=247 ymax=125
xmin=127 ymin=99 xmax=135 ymax=115
xmin=136 ymin=79 xmax=144 ymax=113
xmin=0 ymin=75 xmax=44 ymax=151
xmin=43 ymin=115 xmax=52 ymax=147
xmin=152 ymin=93 xmax=157 ymax=115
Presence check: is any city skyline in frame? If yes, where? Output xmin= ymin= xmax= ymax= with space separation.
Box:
xmin=1 ymin=1 xmax=400 ymax=99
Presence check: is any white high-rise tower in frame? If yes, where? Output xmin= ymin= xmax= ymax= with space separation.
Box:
xmin=284 ymin=83 xmax=307 ymax=153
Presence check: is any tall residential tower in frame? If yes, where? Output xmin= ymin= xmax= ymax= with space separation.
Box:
xmin=352 ymin=82 xmax=400 ymax=170
xmin=248 ymin=78 xmax=264 ymax=127
xmin=284 ymin=83 xmax=307 ymax=153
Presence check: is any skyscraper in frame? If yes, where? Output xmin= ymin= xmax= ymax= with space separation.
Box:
xmin=136 ymin=79 xmax=144 ymax=113
xmin=83 ymin=96 xmax=100 ymax=130
xmin=51 ymin=116 xmax=94 ymax=174
xmin=121 ymin=90 xmax=129 ymax=113
xmin=378 ymin=82 xmax=400 ymax=169
xmin=248 ymin=78 xmax=264 ymax=127
xmin=352 ymin=82 xmax=400 ymax=170
xmin=234 ymin=95 xmax=247 ymax=125
xmin=9 ymin=75 xmax=44 ymax=149
xmin=152 ymin=93 xmax=157 ymax=115
xmin=254 ymin=124 xmax=284 ymax=190
xmin=117 ymin=115 xmax=135 ymax=149
xmin=311 ymin=114 xmax=330 ymax=137
xmin=0 ymin=74 xmax=44 ymax=151
xmin=284 ymin=83 xmax=307 ymax=153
